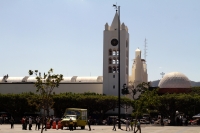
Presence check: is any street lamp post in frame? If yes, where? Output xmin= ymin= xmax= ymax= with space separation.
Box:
xmin=113 ymin=4 xmax=121 ymax=129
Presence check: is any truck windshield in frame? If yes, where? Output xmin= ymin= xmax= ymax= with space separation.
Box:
xmin=64 ymin=115 xmax=76 ymax=119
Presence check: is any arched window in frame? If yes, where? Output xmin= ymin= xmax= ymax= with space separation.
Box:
xmin=113 ymin=67 xmax=116 ymax=73
xmin=116 ymin=66 xmax=119 ymax=73
xmin=109 ymin=58 xmax=112 ymax=64
xmin=112 ymin=50 xmax=116 ymax=55
xmin=109 ymin=66 xmax=112 ymax=73
xmin=112 ymin=57 xmax=116 ymax=64
xmin=116 ymin=58 xmax=119 ymax=64
xmin=116 ymin=50 xmax=119 ymax=55
xmin=112 ymin=60 xmax=115 ymax=64
xmin=109 ymin=49 xmax=112 ymax=56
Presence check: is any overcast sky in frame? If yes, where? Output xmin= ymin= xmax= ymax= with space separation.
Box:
xmin=0 ymin=0 xmax=200 ymax=82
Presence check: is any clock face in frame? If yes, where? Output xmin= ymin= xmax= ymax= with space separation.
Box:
xmin=111 ymin=39 xmax=118 ymax=46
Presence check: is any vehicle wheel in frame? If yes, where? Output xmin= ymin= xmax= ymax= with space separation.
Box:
xmin=81 ymin=126 xmax=85 ymax=129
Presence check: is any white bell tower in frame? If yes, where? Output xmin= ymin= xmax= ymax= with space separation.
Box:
xmin=103 ymin=12 xmax=129 ymax=96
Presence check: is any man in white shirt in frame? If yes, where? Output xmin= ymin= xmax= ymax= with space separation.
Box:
xmin=29 ymin=116 xmax=32 ymax=130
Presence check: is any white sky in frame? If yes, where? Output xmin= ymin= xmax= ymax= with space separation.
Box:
xmin=0 ymin=0 xmax=200 ymax=82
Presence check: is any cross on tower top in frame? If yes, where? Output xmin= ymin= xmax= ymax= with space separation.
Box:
xmin=160 ymin=72 xmax=165 ymax=78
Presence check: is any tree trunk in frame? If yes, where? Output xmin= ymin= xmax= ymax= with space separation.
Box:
xmin=41 ymin=109 xmax=45 ymax=133
xmin=133 ymin=115 xmax=138 ymax=133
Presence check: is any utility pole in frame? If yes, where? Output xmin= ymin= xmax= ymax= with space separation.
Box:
xmin=113 ymin=4 xmax=121 ymax=129
xmin=144 ymin=38 xmax=147 ymax=62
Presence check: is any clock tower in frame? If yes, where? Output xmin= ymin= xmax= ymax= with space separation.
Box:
xmin=103 ymin=12 xmax=129 ymax=96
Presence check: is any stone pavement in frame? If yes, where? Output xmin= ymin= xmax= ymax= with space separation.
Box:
xmin=0 ymin=124 xmax=200 ymax=133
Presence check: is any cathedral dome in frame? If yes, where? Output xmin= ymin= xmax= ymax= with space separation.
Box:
xmin=158 ymin=72 xmax=191 ymax=94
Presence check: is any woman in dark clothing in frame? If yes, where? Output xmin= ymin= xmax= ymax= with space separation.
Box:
xmin=10 ymin=116 xmax=14 ymax=129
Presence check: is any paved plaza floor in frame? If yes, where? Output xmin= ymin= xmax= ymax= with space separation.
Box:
xmin=0 ymin=124 xmax=200 ymax=133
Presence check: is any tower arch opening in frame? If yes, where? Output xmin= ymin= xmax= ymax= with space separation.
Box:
xmin=116 ymin=57 xmax=119 ymax=64
xmin=116 ymin=66 xmax=119 ymax=73
xmin=112 ymin=49 xmax=116 ymax=56
xmin=109 ymin=49 xmax=112 ymax=56
xmin=108 ymin=66 xmax=112 ymax=73
xmin=112 ymin=57 xmax=116 ymax=64
xmin=113 ymin=66 xmax=116 ymax=73
xmin=116 ymin=49 xmax=119 ymax=55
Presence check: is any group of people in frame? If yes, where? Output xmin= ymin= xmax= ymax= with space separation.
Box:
xmin=112 ymin=117 xmax=141 ymax=133
xmin=21 ymin=116 xmax=57 ymax=130
xmin=21 ymin=116 xmax=36 ymax=130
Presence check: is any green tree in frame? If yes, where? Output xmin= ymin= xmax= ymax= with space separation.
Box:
xmin=157 ymin=93 xmax=200 ymax=125
xmin=128 ymin=82 xmax=151 ymax=99
xmin=130 ymin=82 xmax=159 ymax=133
xmin=52 ymin=92 xmax=132 ymax=120
xmin=190 ymin=87 xmax=200 ymax=95
xmin=0 ymin=92 xmax=132 ymax=124
xmin=28 ymin=68 xmax=63 ymax=133
xmin=0 ymin=93 xmax=38 ymax=121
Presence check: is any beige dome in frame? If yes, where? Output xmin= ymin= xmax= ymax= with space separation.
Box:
xmin=158 ymin=72 xmax=191 ymax=88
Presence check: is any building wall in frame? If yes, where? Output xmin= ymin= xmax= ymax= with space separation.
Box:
xmin=0 ymin=83 xmax=103 ymax=94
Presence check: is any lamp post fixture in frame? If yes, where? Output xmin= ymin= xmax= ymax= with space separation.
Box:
xmin=113 ymin=4 xmax=121 ymax=129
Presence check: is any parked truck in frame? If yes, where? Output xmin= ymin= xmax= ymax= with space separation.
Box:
xmin=61 ymin=108 xmax=87 ymax=130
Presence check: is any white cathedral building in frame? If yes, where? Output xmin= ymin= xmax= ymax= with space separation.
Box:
xmin=0 ymin=12 xmax=148 ymax=114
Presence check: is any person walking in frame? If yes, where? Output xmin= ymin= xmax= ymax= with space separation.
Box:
xmin=87 ymin=116 xmax=91 ymax=131
xmin=135 ymin=120 xmax=141 ymax=133
xmin=24 ymin=116 xmax=28 ymax=130
xmin=125 ymin=118 xmax=130 ymax=131
xmin=35 ymin=116 xmax=40 ymax=130
xmin=112 ymin=117 xmax=116 ymax=131
xmin=43 ymin=116 xmax=48 ymax=131
xmin=0 ymin=115 xmax=2 ymax=125
xmin=38 ymin=117 xmax=41 ymax=130
xmin=130 ymin=119 xmax=134 ymax=131
xmin=50 ymin=116 xmax=53 ymax=128
xmin=10 ymin=116 xmax=14 ymax=129
xmin=21 ymin=117 xmax=26 ymax=130
xmin=28 ymin=116 xmax=32 ymax=130
xmin=69 ymin=118 xmax=73 ymax=131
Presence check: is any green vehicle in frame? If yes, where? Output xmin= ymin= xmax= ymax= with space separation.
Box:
xmin=61 ymin=108 xmax=87 ymax=130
